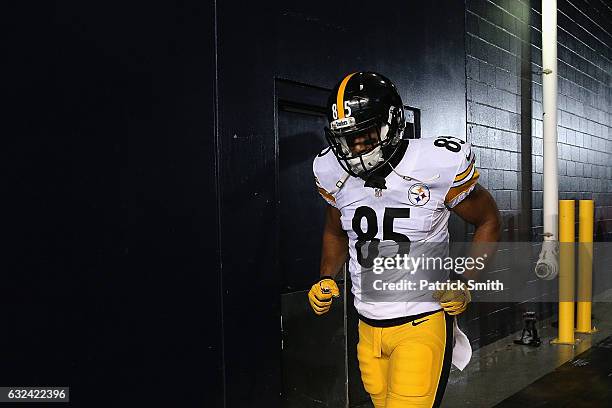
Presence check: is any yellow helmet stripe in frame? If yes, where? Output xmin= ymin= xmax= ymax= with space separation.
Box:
xmin=336 ymin=72 xmax=356 ymax=119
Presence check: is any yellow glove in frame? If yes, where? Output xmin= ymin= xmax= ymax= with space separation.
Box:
xmin=308 ymin=277 xmax=340 ymax=315
xmin=432 ymin=282 xmax=471 ymax=316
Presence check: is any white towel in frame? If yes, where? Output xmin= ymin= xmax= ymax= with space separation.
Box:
xmin=451 ymin=316 xmax=472 ymax=370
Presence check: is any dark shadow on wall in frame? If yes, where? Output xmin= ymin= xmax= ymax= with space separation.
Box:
xmin=519 ymin=0 xmax=533 ymax=242
xmin=596 ymin=215 xmax=609 ymax=242
xmin=507 ymin=215 xmax=516 ymax=241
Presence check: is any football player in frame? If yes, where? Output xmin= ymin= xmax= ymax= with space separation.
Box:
xmin=308 ymin=72 xmax=501 ymax=408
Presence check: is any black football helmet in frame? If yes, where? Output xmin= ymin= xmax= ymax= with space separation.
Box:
xmin=324 ymin=72 xmax=406 ymax=177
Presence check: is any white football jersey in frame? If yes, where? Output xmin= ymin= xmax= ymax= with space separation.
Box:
xmin=313 ymin=137 xmax=479 ymax=320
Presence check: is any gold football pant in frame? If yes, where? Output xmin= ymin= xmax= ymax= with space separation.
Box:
xmin=357 ymin=310 xmax=452 ymax=408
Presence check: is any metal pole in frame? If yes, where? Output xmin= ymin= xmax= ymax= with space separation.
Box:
xmin=542 ymin=0 xmax=558 ymax=242
xmin=535 ymin=0 xmax=560 ymax=280
xmin=552 ymin=200 xmax=576 ymax=345
xmin=577 ymin=200 xmax=596 ymax=334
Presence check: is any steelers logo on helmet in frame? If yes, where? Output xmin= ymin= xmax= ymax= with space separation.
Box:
xmin=324 ymin=72 xmax=406 ymax=178
xmin=408 ymin=183 xmax=430 ymax=206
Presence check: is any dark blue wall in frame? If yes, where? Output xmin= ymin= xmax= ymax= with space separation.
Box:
xmin=3 ymin=2 xmax=222 ymax=407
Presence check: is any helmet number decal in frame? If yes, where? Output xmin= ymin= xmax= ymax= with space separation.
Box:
xmin=331 ymin=101 xmax=352 ymax=120
xmin=344 ymin=101 xmax=352 ymax=117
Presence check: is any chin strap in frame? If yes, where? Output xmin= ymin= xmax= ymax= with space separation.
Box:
xmin=333 ymin=172 xmax=351 ymax=192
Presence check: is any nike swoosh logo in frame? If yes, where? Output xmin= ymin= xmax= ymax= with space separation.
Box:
xmin=412 ymin=319 xmax=429 ymax=326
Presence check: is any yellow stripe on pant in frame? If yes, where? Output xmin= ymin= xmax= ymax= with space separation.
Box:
xmin=357 ymin=310 xmax=452 ymax=408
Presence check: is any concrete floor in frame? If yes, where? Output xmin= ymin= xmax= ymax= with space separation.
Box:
xmin=440 ymin=291 xmax=612 ymax=408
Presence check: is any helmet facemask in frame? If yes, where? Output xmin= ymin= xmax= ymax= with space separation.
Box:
xmin=325 ymin=107 xmax=404 ymax=178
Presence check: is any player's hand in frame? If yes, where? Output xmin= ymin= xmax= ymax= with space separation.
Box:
xmin=433 ymin=282 xmax=471 ymax=316
xmin=308 ymin=277 xmax=340 ymax=315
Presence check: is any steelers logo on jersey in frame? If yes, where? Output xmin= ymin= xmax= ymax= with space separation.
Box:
xmin=408 ymin=183 xmax=430 ymax=206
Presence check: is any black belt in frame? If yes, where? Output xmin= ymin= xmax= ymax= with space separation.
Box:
xmin=358 ymin=308 xmax=443 ymax=328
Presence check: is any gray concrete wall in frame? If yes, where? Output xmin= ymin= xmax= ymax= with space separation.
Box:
xmin=463 ymin=0 xmax=612 ymax=348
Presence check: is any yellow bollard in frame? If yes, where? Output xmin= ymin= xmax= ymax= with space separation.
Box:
xmin=552 ymin=200 xmax=577 ymax=345
xmin=576 ymin=200 xmax=597 ymax=334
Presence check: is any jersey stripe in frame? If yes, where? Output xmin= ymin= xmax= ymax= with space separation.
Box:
xmin=452 ymin=163 xmax=476 ymax=187
xmin=336 ymin=72 xmax=356 ymax=119
xmin=446 ymin=168 xmax=480 ymax=203
xmin=454 ymin=157 xmax=475 ymax=183
xmin=317 ymin=187 xmax=336 ymax=205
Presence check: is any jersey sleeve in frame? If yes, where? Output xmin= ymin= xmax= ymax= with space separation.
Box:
xmin=315 ymin=176 xmax=337 ymax=207
xmin=445 ymin=142 xmax=480 ymax=208
xmin=313 ymin=149 xmax=339 ymax=208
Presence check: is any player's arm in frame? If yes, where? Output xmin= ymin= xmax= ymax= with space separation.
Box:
xmin=434 ymin=142 xmax=500 ymax=315
xmin=308 ymin=204 xmax=347 ymax=315
xmin=320 ymin=204 xmax=349 ymax=278
xmin=452 ymin=183 xmax=501 ymax=281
